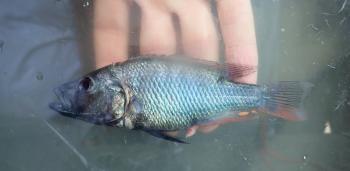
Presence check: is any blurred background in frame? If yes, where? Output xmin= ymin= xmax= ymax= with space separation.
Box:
xmin=0 ymin=0 xmax=349 ymax=170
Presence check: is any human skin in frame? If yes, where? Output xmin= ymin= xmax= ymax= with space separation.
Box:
xmin=93 ymin=0 xmax=258 ymax=137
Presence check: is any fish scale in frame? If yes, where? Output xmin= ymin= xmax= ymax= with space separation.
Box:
xmin=119 ymin=58 xmax=261 ymax=130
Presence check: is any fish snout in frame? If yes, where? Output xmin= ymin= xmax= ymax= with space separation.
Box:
xmin=50 ymin=84 xmax=75 ymax=113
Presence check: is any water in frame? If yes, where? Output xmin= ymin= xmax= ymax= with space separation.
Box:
xmin=0 ymin=0 xmax=349 ymax=170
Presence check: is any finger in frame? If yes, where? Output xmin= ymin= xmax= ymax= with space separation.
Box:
xmin=164 ymin=131 xmax=179 ymax=137
xmin=93 ymin=0 xmax=129 ymax=68
xmin=198 ymin=124 xmax=220 ymax=133
xmin=185 ymin=125 xmax=199 ymax=137
xmin=136 ymin=1 xmax=176 ymax=55
xmin=217 ymin=0 xmax=258 ymax=83
xmin=174 ymin=0 xmax=219 ymax=61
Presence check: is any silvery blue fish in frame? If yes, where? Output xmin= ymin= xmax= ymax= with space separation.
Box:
xmin=50 ymin=55 xmax=311 ymax=143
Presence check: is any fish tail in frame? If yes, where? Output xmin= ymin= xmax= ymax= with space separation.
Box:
xmin=260 ymin=81 xmax=313 ymax=121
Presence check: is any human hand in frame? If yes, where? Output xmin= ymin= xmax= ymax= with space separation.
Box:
xmin=93 ymin=0 xmax=258 ymax=137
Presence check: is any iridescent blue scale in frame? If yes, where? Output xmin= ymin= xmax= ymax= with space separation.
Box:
xmin=120 ymin=57 xmax=261 ymax=130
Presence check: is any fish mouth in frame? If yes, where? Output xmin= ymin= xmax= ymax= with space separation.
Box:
xmin=50 ymin=88 xmax=118 ymax=125
xmin=49 ymin=87 xmax=73 ymax=114
xmin=50 ymin=105 xmax=118 ymax=125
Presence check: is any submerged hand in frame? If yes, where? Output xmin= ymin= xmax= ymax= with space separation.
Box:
xmin=93 ymin=0 xmax=258 ymax=137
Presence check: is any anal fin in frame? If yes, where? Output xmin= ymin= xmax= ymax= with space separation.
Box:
xmin=194 ymin=111 xmax=258 ymax=126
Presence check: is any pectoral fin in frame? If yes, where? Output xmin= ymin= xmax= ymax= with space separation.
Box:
xmin=127 ymin=96 xmax=143 ymax=115
xmin=144 ymin=130 xmax=188 ymax=144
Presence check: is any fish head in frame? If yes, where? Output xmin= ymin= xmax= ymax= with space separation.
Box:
xmin=50 ymin=70 xmax=127 ymax=126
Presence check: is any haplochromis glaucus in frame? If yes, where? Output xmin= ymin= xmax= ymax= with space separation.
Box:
xmin=50 ymin=55 xmax=312 ymax=143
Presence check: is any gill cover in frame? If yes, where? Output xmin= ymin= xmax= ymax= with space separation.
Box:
xmin=50 ymin=67 xmax=129 ymax=125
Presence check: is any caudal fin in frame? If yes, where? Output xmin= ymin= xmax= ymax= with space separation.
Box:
xmin=261 ymin=81 xmax=313 ymax=121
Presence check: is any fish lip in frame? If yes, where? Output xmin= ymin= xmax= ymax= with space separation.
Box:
xmin=49 ymin=102 xmax=63 ymax=112
xmin=50 ymin=86 xmax=118 ymax=125
xmin=50 ymin=87 xmax=73 ymax=114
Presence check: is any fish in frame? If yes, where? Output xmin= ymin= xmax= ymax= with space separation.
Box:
xmin=50 ymin=55 xmax=312 ymax=143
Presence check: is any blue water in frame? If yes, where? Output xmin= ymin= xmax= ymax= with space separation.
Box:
xmin=0 ymin=0 xmax=349 ymax=170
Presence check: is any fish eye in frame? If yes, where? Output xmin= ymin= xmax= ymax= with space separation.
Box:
xmin=79 ymin=77 xmax=94 ymax=91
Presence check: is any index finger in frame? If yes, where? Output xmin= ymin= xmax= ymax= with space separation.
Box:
xmin=217 ymin=0 xmax=258 ymax=84
xmin=93 ymin=0 xmax=130 ymax=68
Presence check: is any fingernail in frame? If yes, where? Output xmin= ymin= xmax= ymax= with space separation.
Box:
xmin=185 ymin=126 xmax=198 ymax=137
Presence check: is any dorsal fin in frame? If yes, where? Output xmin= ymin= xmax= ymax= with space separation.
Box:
xmin=131 ymin=54 xmax=257 ymax=82
xmin=218 ymin=63 xmax=256 ymax=82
